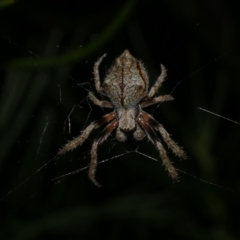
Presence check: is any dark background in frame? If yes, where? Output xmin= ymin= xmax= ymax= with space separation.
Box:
xmin=0 ymin=0 xmax=240 ymax=239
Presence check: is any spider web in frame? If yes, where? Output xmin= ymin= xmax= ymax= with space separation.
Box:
xmin=0 ymin=36 xmax=238 ymax=203
xmin=1 ymin=3 xmax=240 ymax=239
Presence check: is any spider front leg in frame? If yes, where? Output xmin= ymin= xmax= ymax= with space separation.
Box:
xmin=93 ymin=53 xmax=107 ymax=94
xmin=148 ymin=64 xmax=167 ymax=98
xmin=89 ymin=119 xmax=118 ymax=187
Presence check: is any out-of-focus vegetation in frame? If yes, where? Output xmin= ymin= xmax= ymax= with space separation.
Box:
xmin=0 ymin=0 xmax=240 ymax=239
xmin=0 ymin=0 xmax=15 ymax=9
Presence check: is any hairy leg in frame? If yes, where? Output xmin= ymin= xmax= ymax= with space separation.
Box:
xmin=89 ymin=119 xmax=118 ymax=187
xmin=155 ymin=141 xmax=179 ymax=180
xmin=158 ymin=125 xmax=186 ymax=159
xmin=139 ymin=110 xmax=186 ymax=159
xmin=93 ymin=53 xmax=107 ymax=94
xmin=147 ymin=64 xmax=167 ymax=98
xmin=137 ymin=114 xmax=179 ymax=180
xmin=58 ymin=112 xmax=115 ymax=155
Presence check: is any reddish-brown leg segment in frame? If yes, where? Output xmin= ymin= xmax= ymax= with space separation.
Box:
xmin=58 ymin=112 xmax=115 ymax=155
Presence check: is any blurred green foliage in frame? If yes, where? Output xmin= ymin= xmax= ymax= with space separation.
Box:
xmin=0 ymin=0 xmax=15 ymax=9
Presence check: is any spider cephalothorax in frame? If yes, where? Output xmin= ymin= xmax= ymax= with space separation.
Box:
xmin=59 ymin=50 xmax=186 ymax=187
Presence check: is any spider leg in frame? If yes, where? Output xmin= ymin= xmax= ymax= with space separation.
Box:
xmin=88 ymin=92 xmax=113 ymax=108
xmin=58 ymin=112 xmax=115 ymax=155
xmin=139 ymin=111 xmax=186 ymax=159
xmin=137 ymin=117 xmax=179 ymax=180
xmin=147 ymin=64 xmax=167 ymax=98
xmin=93 ymin=53 xmax=107 ymax=94
xmin=140 ymin=95 xmax=174 ymax=108
xmin=89 ymin=119 xmax=118 ymax=187
xmin=158 ymin=125 xmax=187 ymax=159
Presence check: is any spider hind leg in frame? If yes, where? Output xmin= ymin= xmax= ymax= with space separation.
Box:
xmin=140 ymin=111 xmax=186 ymax=159
xmin=137 ymin=113 xmax=179 ymax=180
xmin=89 ymin=119 xmax=118 ymax=187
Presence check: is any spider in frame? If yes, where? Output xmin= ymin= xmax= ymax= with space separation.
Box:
xmin=59 ymin=49 xmax=186 ymax=187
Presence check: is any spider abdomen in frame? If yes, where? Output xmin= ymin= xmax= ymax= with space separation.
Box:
xmin=103 ymin=49 xmax=149 ymax=108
